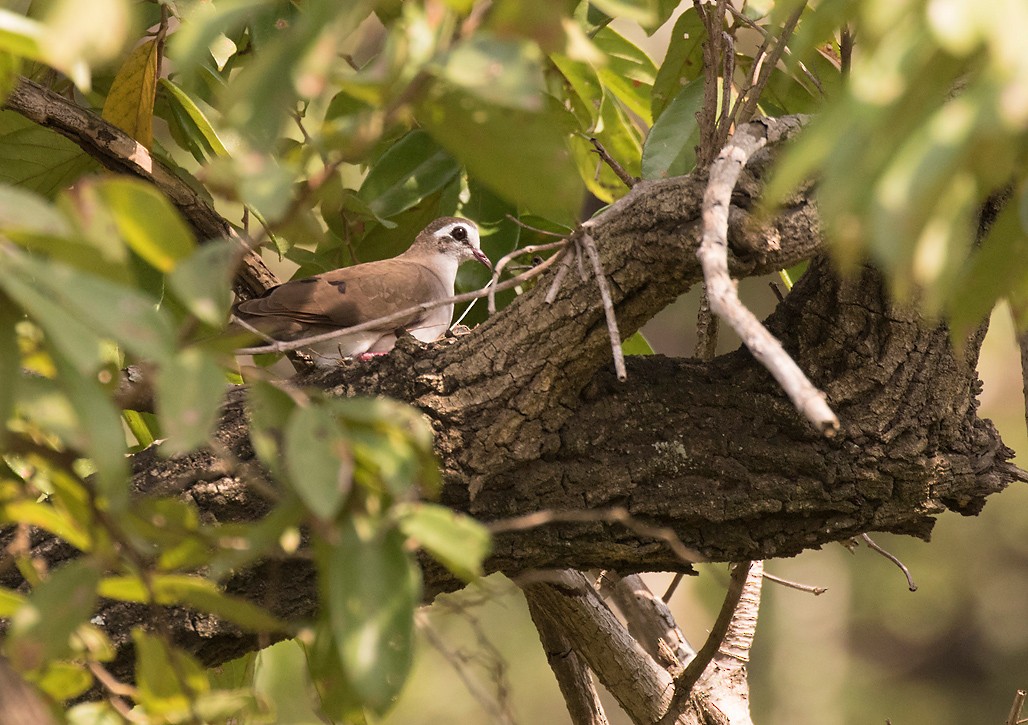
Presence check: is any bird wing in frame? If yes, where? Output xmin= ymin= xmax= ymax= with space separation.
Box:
xmin=234 ymin=259 xmax=448 ymax=338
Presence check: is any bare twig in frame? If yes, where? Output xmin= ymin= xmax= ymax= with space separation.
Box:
xmin=697 ymin=122 xmax=839 ymax=435
xmin=762 ymin=571 xmax=827 ymax=595
xmin=488 ymin=239 xmax=568 ymax=314
xmin=840 ymin=24 xmax=855 ymax=77
xmin=589 ymin=137 xmax=637 ymax=189
xmin=1012 ymin=306 xmax=1028 ymax=439
xmin=663 ymin=572 xmax=686 ymax=602
xmin=859 ymin=534 xmax=918 ymax=592
xmin=487 ymin=506 xmax=705 ymax=567
xmin=545 ymin=247 xmax=577 ymax=304
xmin=734 ymin=2 xmax=806 ymax=124
xmin=658 ymin=561 xmax=753 ymax=724
xmin=505 ymin=214 xmax=570 ymax=238
xmin=525 ymin=593 xmax=610 ymax=725
xmin=1007 ymin=689 xmax=1027 ymax=725
xmin=579 ymin=233 xmax=627 ymax=382
xmin=416 ymin=611 xmax=516 ymax=725
xmin=235 ymin=252 xmax=564 ymax=355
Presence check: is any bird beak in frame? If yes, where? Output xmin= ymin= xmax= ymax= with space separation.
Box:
xmin=471 ymin=248 xmax=492 ymax=270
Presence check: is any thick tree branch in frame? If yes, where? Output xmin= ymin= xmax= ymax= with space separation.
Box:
xmin=1 ymin=88 xmax=1023 ymax=699
xmin=1 ymin=78 xmax=277 ymax=300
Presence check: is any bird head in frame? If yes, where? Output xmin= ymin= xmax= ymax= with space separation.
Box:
xmin=414 ymin=217 xmax=492 ymax=270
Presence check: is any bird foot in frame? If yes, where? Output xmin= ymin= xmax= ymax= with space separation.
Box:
xmin=355 ymin=351 xmax=388 ymax=361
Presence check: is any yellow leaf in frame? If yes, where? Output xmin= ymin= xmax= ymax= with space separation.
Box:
xmin=101 ymin=37 xmax=159 ymax=148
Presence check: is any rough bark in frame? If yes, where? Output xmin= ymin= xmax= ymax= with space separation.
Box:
xmin=0 ymin=102 xmax=1022 ymax=691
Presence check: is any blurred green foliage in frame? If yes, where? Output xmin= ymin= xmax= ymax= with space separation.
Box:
xmin=0 ymin=0 xmax=1025 ymax=722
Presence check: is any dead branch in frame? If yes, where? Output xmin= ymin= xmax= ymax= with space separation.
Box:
xmin=697 ymin=121 xmax=839 ymax=435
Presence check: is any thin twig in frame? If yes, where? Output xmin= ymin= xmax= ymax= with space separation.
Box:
xmin=840 ymin=24 xmax=854 ymax=77
xmin=762 ymin=571 xmax=827 ymax=595
xmin=486 ymin=506 xmax=705 ymax=567
xmin=658 ymin=561 xmax=752 ymax=724
xmin=663 ymin=572 xmax=686 ymax=602
xmin=545 ymin=247 xmax=576 ymax=304
xmin=579 ymin=233 xmax=627 ymax=382
xmin=697 ymin=122 xmax=839 ymax=435
xmin=505 ymin=213 xmax=570 ymax=238
xmin=416 ymin=611 xmax=516 ymax=725
xmin=1007 ymin=689 xmax=1027 ymax=725
xmin=860 ymin=534 xmax=918 ymax=592
xmin=488 ymin=239 xmax=568 ymax=314
xmin=589 ymin=137 xmax=637 ymax=189
xmin=734 ymin=2 xmax=806 ymax=124
xmin=235 ymin=252 xmax=564 ymax=355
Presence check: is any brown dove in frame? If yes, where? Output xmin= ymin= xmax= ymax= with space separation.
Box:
xmin=232 ymin=217 xmax=490 ymax=364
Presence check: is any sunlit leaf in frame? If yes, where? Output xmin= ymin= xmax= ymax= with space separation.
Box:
xmin=7 ymin=560 xmax=101 ymax=671
xmin=159 ymin=78 xmax=229 ymax=157
xmin=435 ymin=33 xmax=547 ymax=111
xmin=95 ymin=177 xmax=195 ymax=273
xmin=1 ymin=248 xmax=176 ymax=363
xmin=101 ymin=37 xmax=160 ymax=148
xmin=622 ymin=330 xmax=654 ymax=355
xmin=592 ymin=26 xmax=656 ymax=124
xmin=134 ymin=630 xmax=210 ymax=715
xmin=29 ymin=660 xmax=92 ymax=700
xmin=396 ymin=503 xmax=491 ymax=581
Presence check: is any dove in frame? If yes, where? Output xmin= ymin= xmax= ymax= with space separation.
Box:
xmin=232 ymin=217 xmax=490 ymax=364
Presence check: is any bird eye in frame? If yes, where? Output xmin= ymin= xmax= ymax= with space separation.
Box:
xmin=451 ymin=226 xmax=467 ymax=242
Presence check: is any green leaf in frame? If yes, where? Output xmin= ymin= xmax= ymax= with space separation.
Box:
xmin=435 ymin=33 xmax=547 ymax=111
xmin=0 ymin=111 xmax=95 ymax=196
xmin=0 ymin=500 xmax=92 ymax=552
xmin=642 ymin=77 xmax=703 ymax=180
xmin=397 ymin=503 xmax=491 ymax=581
xmin=7 ymin=560 xmax=101 ymax=671
xmin=29 ymin=661 xmax=92 ymax=701
xmin=52 ymin=356 xmax=130 ymax=507
xmin=159 ymin=78 xmax=229 ymax=157
xmin=66 ymin=702 xmax=123 ymax=725
xmin=0 ymin=585 xmax=26 ymax=616
xmin=948 ymin=187 xmax=1028 ymax=342
xmin=357 ymin=130 xmax=461 ymax=219
xmin=320 ymin=517 xmax=420 ymax=713
xmin=155 ymin=348 xmax=226 ymax=455
xmin=286 ymin=404 xmax=354 ymax=519
xmin=247 ymin=380 xmax=297 ymax=481
xmin=1 ymin=248 xmax=177 ymax=364
xmin=589 ymin=0 xmax=657 ymax=27
xmin=168 ymin=240 xmax=238 ymax=327
xmin=622 ymin=330 xmax=654 ymax=355
xmin=651 ymin=8 xmax=706 ymax=119
xmin=0 ymin=298 xmax=18 ymax=438
xmin=592 ymin=26 xmax=656 ymax=124
xmin=419 ymin=87 xmax=581 ymax=223
xmin=95 ymin=178 xmax=195 ymax=272
xmin=134 ymin=630 xmax=210 ymax=714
